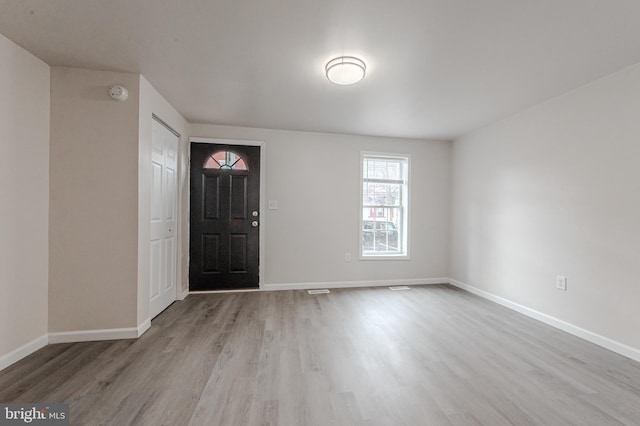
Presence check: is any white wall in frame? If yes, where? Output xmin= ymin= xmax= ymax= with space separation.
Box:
xmin=450 ymin=64 xmax=640 ymax=351
xmin=138 ymin=76 xmax=189 ymax=324
xmin=189 ymin=124 xmax=451 ymax=288
xmin=0 ymin=34 xmax=50 ymax=367
xmin=49 ymin=68 xmax=140 ymax=332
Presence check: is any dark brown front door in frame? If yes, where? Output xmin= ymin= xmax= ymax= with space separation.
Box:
xmin=189 ymin=143 xmax=260 ymax=290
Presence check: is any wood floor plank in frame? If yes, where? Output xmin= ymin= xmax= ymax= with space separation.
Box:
xmin=2 ymin=284 xmax=640 ymax=425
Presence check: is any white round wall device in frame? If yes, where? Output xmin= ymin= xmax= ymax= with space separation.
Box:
xmin=108 ymin=85 xmax=129 ymax=101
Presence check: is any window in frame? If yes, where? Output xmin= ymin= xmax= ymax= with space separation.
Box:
xmin=204 ymin=151 xmax=248 ymax=170
xmin=361 ymin=153 xmax=409 ymax=258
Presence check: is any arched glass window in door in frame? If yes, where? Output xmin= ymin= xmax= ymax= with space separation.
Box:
xmin=203 ymin=151 xmax=248 ymax=170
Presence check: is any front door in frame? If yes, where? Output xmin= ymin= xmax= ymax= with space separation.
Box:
xmin=189 ymin=143 xmax=260 ymax=290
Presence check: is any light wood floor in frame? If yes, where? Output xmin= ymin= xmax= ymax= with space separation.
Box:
xmin=2 ymin=284 xmax=640 ymax=425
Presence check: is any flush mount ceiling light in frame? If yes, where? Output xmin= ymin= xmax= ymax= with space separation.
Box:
xmin=325 ymin=56 xmax=366 ymax=85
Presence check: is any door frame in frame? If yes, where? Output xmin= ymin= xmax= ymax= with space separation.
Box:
xmin=188 ymin=137 xmax=266 ymax=291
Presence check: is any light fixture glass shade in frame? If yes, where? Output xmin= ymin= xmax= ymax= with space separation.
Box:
xmin=325 ymin=56 xmax=366 ymax=85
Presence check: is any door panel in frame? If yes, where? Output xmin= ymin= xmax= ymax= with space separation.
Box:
xmin=165 ymin=167 xmax=176 ymax=221
xmin=151 ymin=163 xmax=163 ymax=222
xmin=230 ymin=175 xmax=248 ymax=219
xmin=190 ymin=143 xmax=260 ymax=290
xmin=150 ymin=240 xmax=162 ymax=298
xmin=165 ymin=236 xmax=176 ymax=290
xmin=229 ymin=234 xmax=247 ymax=272
xmin=149 ymin=119 xmax=179 ymax=318
xmin=202 ymin=234 xmax=220 ymax=273
xmin=203 ymin=175 xmax=220 ymax=219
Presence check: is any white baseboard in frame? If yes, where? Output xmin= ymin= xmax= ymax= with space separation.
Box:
xmin=262 ymin=277 xmax=448 ymax=292
xmin=49 ymin=321 xmax=150 ymax=344
xmin=137 ymin=319 xmax=151 ymax=337
xmin=178 ymin=287 xmax=189 ymax=300
xmin=2 ymin=321 xmax=153 ymax=371
xmin=0 ymin=334 xmax=49 ymax=371
xmin=448 ymin=278 xmax=640 ymax=363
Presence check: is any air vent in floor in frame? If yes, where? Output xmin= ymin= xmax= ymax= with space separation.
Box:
xmin=308 ymin=289 xmax=330 ymax=294
xmin=389 ymin=286 xmax=411 ymax=291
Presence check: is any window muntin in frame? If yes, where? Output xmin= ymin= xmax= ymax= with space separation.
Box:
xmin=361 ymin=154 xmax=409 ymax=258
xmin=204 ymin=151 xmax=248 ymax=170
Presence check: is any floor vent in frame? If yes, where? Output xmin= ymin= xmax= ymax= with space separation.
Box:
xmin=308 ymin=289 xmax=330 ymax=294
xmin=389 ymin=286 xmax=411 ymax=291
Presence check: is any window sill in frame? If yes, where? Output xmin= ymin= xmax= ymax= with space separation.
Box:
xmin=359 ymin=253 xmax=410 ymax=261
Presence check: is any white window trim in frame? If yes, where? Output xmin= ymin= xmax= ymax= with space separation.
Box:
xmin=359 ymin=151 xmax=411 ymax=260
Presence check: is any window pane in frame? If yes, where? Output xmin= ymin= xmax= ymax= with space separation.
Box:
xmin=203 ymin=156 xmax=218 ymax=169
xmin=363 ymin=158 xmax=402 ymax=180
xmin=204 ymin=151 xmax=248 ymax=170
xmin=362 ymin=208 xmax=401 ymax=253
xmin=213 ymin=151 xmax=228 ymax=163
xmin=232 ymin=158 xmax=247 ymax=170
xmin=363 ymin=182 xmax=400 ymax=206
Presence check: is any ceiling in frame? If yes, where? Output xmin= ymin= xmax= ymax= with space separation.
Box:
xmin=1 ymin=0 xmax=640 ymax=140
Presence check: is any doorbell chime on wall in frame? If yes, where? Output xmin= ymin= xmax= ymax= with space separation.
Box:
xmin=108 ymin=84 xmax=128 ymax=101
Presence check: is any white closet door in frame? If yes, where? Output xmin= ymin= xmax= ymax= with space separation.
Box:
xmin=150 ymin=118 xmax=178 ymax=319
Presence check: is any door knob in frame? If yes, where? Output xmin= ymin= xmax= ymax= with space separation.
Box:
xmin=252 ymin=210 xmax=259 ymax=217
xmin=251 ymin=221 xmax=259 ymax=227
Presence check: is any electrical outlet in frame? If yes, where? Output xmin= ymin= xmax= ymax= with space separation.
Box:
xmin=556 ymin=275 xmax=567 ymax=291
xmin=345 ymin=253 xmax=351 ymax=262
